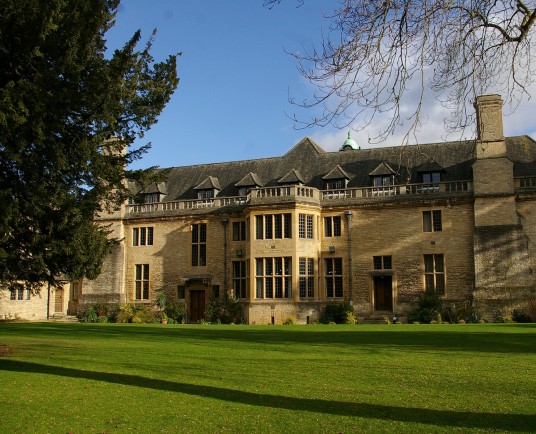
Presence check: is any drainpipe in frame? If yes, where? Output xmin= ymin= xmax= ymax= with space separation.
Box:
xmin=221 ymin=218 xmax=229 ymax=294
xmin=345 ymin=211 xmax=353 ymax=304
xmin=47 ymin=281 xmax=51 ymax=320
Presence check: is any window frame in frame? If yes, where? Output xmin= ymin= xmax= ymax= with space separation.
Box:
xmin=424 ymin=254 xmax=445 ymax=295
xmin=325 ymin=257 xmax=343 ymax=298
xmin=192 ymin=223 xmax=207 ymax=266
xmin=232 ymin=260 xmax=247 ymax=299
xmin=135 ymin=264 xmax=150 ymax=300
xmin=423 ymin=210 xmax=442 ymax=232
xmin=255 ymin=257 xmax=292 ymax=299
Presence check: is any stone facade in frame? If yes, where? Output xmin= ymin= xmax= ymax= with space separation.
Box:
xmin=4 ymin=95 xmax=535 ymax=322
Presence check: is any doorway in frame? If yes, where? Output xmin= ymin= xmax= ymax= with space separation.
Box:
xmin=189 ymin=290 xmax=206 ymax=323
xmin=373 ymin=275 xmax=393 ymax=311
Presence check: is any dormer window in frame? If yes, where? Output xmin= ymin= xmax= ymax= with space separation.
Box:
xmin=198 ymin=189 xmax=215 ymax=199
xmin=323 ymin=165 xmax=351 ymax=190
xmin=235 ymin=172 xmax=263 ymax=196
xmin=373 ymin=175 xmax=393 ymax=187
xmin=326 ymin=179 xmax=346 ymax=190
xmin=194 ymin=176 xmax=221 ymax=200
xmin=422 ymin=172 xmax=441 ymax=183
xmin=145 ymin=193 xmax=159 ymax=203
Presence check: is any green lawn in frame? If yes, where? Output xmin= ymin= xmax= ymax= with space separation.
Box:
xmin=0 ymin=323 xmax=535 ymax=433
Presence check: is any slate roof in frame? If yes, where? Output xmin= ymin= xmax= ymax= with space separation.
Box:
xmin=142 ymin=136 xmax=536 ymax=201
xmin=194 ymin=176 xmax=221 ymax=191
xmin=368 ymin=162 xmax=395 ymax=177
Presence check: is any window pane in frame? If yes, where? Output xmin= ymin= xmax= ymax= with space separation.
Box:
xmin=284 ymin=257 xmax=291 ymax=275
xmin=307 ymin=277 xmax=314 ymax=298
xmin=334 ymin=277 xmax=343 ymax=297
xmin=140 ymin=227 xmax=146 ymax=245
xmin=383 ymin=256 xmax=392 ymax=270
xmin=256 ymin=216 xmax=263 ymax=239
xmin=233 ymin=222 xmax=240 ymax=241
xmin=334 ymin=258 xmax=343 ymax=275
xmin=423 ymin=211 xmax=432 ymax=232
xmin=147 ymin=227 xmax=154 ymax=245
xmin=256 ymin=278 xmax=263 ymax=298
xmin=299 ymin=258 xmax=306 ymax=275
xmin=199 ymin=244 xmax=206 ymax=266
xmin=256 ymin=258 xmax=263 ymax=276
xmin=192 ymin=245 xmax=199 ymax=266
xmin=284 ymin=214 xmax=292 ymax=238
xmin=424 ymin=255 xmax=434 ymax=272
xmin=284 ymin=277 xmax=292 ymax=298
xmin=435 ymin=254 xmax=444 ymax=272
xmin=265 ymin=278 xmax=273 ymax=298
xmin=333 ymin=216 xmax=341 ymax=236
xmin=274 ymin=258 xmax=282 ymax=275
xmin=274 ymin=214 xmax=282 ymax=238
xmin=373 ymin=256 xmax=382 ymax=270
xmin=275 ymin=277 xmax=283 ymax=298
xmin=299 ymin=277 xmax=306 ymax=298
xmin=199 ymin=224 xmax=207 ymax=242
xmin=433 ymin=211 xmax=442 ymax=232
xmin=307 ymin=258 xmax=314 ymax=275
xmin=324 ymin=217 xmax=332 ymax=237
xmin=435 ymin=274 xmax=445 ymax=294
xmin=133 ymin=228 xmax=139 ymax=246
xmin=307 ymin=215 xmax=313 ymax=238
xmin=265 ymin=215 xmax=273 ymax=239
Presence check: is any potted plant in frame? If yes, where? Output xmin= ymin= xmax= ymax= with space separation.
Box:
xmin=156 ymin=292 xmax=167 ymax=324
xmin=161 ymin=311 xmax=168 ymax=324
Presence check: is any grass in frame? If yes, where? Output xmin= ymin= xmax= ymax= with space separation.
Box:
xmin=0 ymin=323 xmax=535 ymax=433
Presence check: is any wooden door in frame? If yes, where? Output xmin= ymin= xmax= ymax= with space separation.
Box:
xmin=189 ymin=290 xmax=206 ymax=323
xmin=374 ymin=276 xmax=393 ymax=311
xmin=54 ymin=288 xmax=64 ymax=313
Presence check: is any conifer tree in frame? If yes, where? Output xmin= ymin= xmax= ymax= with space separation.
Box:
xmin=0 ymin=0 xmax=179 ymax=288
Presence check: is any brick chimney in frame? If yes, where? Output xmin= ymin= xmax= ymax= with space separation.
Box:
xmin=474 ymin=94 xmax=506 ymax=158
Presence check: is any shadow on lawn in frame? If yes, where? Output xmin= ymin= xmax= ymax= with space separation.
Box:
xmin=1 ymin=359 xmax=534 ymax=431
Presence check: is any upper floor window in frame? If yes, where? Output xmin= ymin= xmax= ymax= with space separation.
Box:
xmin=255 ymin=257 xmax=292 ymax=299
xmin=373 ymin=175 xmax=392 ymax=187
xmin=325 ymin=179 xmax=345 ymax=190
xmin=255 ymin=214 xmax=291 ymax=239
xmin=424 ymin=254 xmax=445 ymax=295
xmin=423 ymin=211 xmax=442 ymax=232
xmin=135 ymin=264 xmax=150 ymax=300
xmin=192 ymin=223 xmax=207 ymax=266
xmin=144 ymin=193 xmax=159 ymax=203
xmin=422 ymin=172 xmax=441 ymax=183
xmin=325 ymin=257 xmax=343 ymax=298
xmin=133 ymin=227 xmax=154 ymax=246
xmin=198 ymin=189 xmax=215 ymax=199
xmin=299 ymin=214 xmax=314 ymax=239
xmin=324 ymin=216 xmax=342 ymax=237
xmin=232 ymin=221 xmax=247 ymax=241
xmin=373 ymin=256 xmax=392 ymax=270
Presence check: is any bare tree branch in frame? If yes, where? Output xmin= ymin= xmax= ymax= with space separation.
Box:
xmin=269 ymin=0 xmax=536 ymax=143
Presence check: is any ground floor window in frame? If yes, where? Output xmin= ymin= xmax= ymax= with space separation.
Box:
xmin=424 ymin=254 xmax=445 ymax=295
xmin=9 ymin=285 xmax=29 ymax=301
xmin=299 ymin=257 xmax=315 ymax=298
xmin=325 ymin=257 xmax=343 ymax=298
xmin=232 ymin=261 xmax=247 ymax=298
xmin=135 ymin=264 xmax=150 ymax=300
xmin=255 ymin=257 xmax=292 ymax=299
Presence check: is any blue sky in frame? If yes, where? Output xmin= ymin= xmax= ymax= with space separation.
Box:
xmin=106 ymin=1 xmax=536 ymax=170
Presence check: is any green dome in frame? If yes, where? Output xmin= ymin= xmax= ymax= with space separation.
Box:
xmin=340 ymin=131 xmax=358 ymax=151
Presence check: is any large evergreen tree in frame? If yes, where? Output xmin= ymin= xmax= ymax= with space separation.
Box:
xmin=0 ymin=0 xmax=179 ymax=288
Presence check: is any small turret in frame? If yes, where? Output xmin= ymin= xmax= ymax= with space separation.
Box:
xmin=340 ymin=131 xmax=359 ymax=151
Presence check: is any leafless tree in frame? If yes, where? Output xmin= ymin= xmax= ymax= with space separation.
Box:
xmin=265 ymin=0 xmax=536 ymax=143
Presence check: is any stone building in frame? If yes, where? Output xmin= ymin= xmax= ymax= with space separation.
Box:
xmin=3 ymin=94 xmax=535 ymax=322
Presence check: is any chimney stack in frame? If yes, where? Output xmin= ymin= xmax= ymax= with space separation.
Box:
xmin=474 ymin=94 xmax=506 ymax=158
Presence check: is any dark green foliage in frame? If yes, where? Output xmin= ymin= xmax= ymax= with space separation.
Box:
xmin=512 ymin=309 xmax=532 ymax=323
xmin=165 ymin=301 xmax=186 ymax=324
xmin=407 ymin=291 xmax=443 ymax=324
xmin=81 ymin=307 xmax=98 ymax=323
xmin=322 ymin=302 xmax=354 ymax=324
xmin=0 ymin=0 xmax=179 ymax=288
xmin=441 ymin=299 xmax=481 ymax=324
xmin=205 ymin=293 xmax=243 ymax=324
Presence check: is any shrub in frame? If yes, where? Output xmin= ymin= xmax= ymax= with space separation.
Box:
xmin=442 ymin=299 xmax=480 ymax=323
xmin=116 ymin=304 xmax=134 ymax=323
xmin=97 ymin=315 xmax=108 ymax=323
xmin=82 ymin=307 xmax=98 ymax=323
xmin=283 ymin=316 xmax=296 ymax=325
xmin=407 ymin=291 xmax=443 ymax=324
xmin=131 ymin=310 xmax=156 ymax=324
xmin=512 ymin=309 xmax=532 ymax=323
xmin=494 ymin=308 xmax=514 ymax=323
xmin=165 ymin=302 xmax=186 ymax=324
xmin=346 ymin=311 xmax=357 ymax=325
xmin=322 ymin=302 xmax=354 ymax=324
xmin=205 ymin=292 xmax=243 ymax=324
